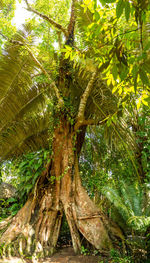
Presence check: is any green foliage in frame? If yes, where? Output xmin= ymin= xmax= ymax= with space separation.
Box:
xmin=136 ymin=111 xmax=150 ymax=181
xmin=17 ymin=149 xmax=50 ymax=200
xmin=103 ymin=180 xmax=150 ymax=232
xmin=0 ymin=196 xmax=21 ymax=220
xmin=81 ymin=245 xmax=90 ymax=255
xmin=80 ymin=0 xmax=150 ymax=112
xmin=110 ymin=248 xmax=133 ymax=263
xmin=0 ymin=149 xmax=50 ymax=219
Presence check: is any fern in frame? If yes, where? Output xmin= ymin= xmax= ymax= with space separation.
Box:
xmin=103 ymin=180 xmax=150 ymax=232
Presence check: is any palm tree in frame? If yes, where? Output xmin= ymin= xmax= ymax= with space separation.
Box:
xmin=0 ymin=0 xmax=123 ymax=257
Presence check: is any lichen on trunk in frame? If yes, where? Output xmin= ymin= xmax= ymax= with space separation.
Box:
xmin=0 ymin=117 xmax=124 ymax=258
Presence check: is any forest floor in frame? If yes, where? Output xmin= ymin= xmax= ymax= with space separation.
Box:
xmin=0 ymin=247 xmax=105 ymax=263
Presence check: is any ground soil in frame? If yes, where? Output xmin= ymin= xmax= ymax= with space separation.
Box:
xmin=0 ymin=247 xmax=105 ymax=263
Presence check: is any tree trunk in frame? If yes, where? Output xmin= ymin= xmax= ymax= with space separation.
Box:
xmin=0 ymin=118 xmax=123 ymax=258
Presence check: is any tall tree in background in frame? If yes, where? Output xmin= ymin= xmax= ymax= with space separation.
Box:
xmin=0 ymin=0 xmax=149 ymax=257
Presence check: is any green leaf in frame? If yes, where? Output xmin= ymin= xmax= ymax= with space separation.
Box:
xmin=120 ymin=66 xmax=129 ymax=81
xmin=19 ymin=161 xmax=27 ymax=168
xmin=32 ymin=171 xmax=40 ymax=185
xmin=93 ymin=0 xmax=97 ymax=10
xmin=132 ymin=64 xmax=138 ymax=79
xmin=125 ymin=1 xmax=130 ymax=22
xmin=116 ymin=0 xmax=125 ymax=19
xmin=132 ymin=65 xmax=138 ymax=93
xmin=24 ymin=184 xmax=33 ymax=194
xmin=94 ymin=11 xmax=100 ymax=21
xmin=107 ymin=118 xmax=112 ymax=127
xmin=144 ymin=41 xmax=150 ymax=51
xmin=139 ymin=69 xmax=149 ymax=85
xmin=134 ymin=75 xmax=138 ymax=93
xmin=25 ymin=175 xmax=33 ymax=182
xmin=7 ymin=197 xmax=16 ymax=203
xmin=34 ymin=162 xmax=42 ymax=170
xmin=99 ymin=0 xmax=106 ymax=5
xmin=112 ymin=64 xmax=118 ymax=80
xmin=104 ymin=0 xmax=116 ymax=3
xmin=112 ymin=86 xmax=118 ymax=94
xmin=142 ymin=100 xmax=148 ymax=106
xmin=143 ymin=61 xmax=150 ymax=74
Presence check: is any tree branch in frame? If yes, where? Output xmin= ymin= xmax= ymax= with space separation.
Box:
xmin=24 ymin=0 xmax=68 ymax=38
xmin=76 ymin=71 xmax=97 ymax=126
xmin=81 ymin=118 xmax=108 ymax=126
xmin=67 ymin=0 xmax=76 ymax=37
xmin=0 ymin=32 xmax=64 ymax=107
xmin=74 ymin=117 xmax=109 ymax=131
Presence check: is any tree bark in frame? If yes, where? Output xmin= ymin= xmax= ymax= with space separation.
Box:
xmin=0 ymin=117 xmax=123 ymax=258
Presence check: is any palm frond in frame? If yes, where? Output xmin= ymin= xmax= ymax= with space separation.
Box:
xmin=0 ymin=27 xmax=53 ymax=160
xmin=102 ymin=186 xmax=131 ymax=221
xmin=0 ymin=111 xmax=50 ymax=160
xmin=103 ymin=181 xmax=150 ymax=232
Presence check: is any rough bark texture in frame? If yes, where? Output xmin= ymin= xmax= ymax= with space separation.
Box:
xmin=0 ymin=118 xmax=123 ymax=258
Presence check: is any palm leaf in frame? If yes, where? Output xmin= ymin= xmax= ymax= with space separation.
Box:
xmin=0 ymin=27 xmax=52 ymax=160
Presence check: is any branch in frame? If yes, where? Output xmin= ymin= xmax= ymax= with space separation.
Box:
xmin=74 ymin=117 xmax=109 ymax=131
xmin=57 ymin=31 xmax=62 ymax=49
xmin=0 ymin=32 xmax=64 ymax=107
xmin=76 ymin=71 xmax=97 ymax=123
xmin=67 ymin=0 xmax=76 ymax=37
xmin=82 ymin=117 xmax=108 ymax=126
xmin=24 ymin=0 xmax=68 ymax=38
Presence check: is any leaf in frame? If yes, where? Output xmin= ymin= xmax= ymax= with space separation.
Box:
xmin=112 ymin=64 xmax=118 ymax=80
xmin=144 ymin=41 xmax=150 ymax=51
xmin=32 ymin=171 xmax=40 ymax=185
xmin=25 ymin=175 xmax=33 ymax=182
xmin=99 ymin=61 xmax=110 ymax=72
xmin=142 ymin=100 xmax=148 ymax=106
xmin=132 ymin=64 xmax=138 ymax=93
xmin=132 ymin=64 xmax=138 ymax=79
xmin=125 ymin=1 xmax=130 ymax=22
xmin=93 ymin=0 xmax=97 ymax=10
xmin=112 ymin=86 xmax=118 ymax=94
xmin=134 ymin=75 xmax=138 ymax=93
xmin=94 ymin=11 xmax=100 ymax=22
xmin=104 ymin=0 xmax=116 ymax=3
xmin=107 ymin=118 xmax=112 ymax=127
xmin=120 ymin=66 xmax=129 ymax=81
xmin=143 ymin=61 xmax=150 ymax=74
xmin=25 ymin=184 xmax=33 ymax=194
xmin=137 ymin=99 xmax=141 ymax=110
xmin=139 ymin=69 xmax=149 ymax=85
xmin=34 ymin=162 xmax=42 ymax=170
xmin=99 ymin=0 xmax=106 ymax=5
xmin=116 ymin=0 xmax=125 ymax=19
xmin=7 ymin=197 xmax=16 ymax=203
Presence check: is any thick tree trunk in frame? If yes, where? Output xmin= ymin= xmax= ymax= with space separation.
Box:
xmin=0 ymin=118 xmax=123 ymax=258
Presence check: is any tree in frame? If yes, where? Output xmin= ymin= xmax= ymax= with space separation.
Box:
xmin=0 ymin=0 xmax=124 ymax=257
xmin=0 ymin=0 xmax=149 ymax=258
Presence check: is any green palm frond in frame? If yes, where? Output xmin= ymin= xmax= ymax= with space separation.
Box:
xmin=0 ymin=111 xmax=50 ymax=160
xmin=103 ymin=181 xmax=150 ymax=232
xmin=127 ymin=216 xmax=150 ymax=231
xmin=102 ymin=186 xmax=132 ymax=221
xmin=0 ymin=27 xmax=52 ymax=160
xmin=72 ymin=57 xmax=117 ymax=120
